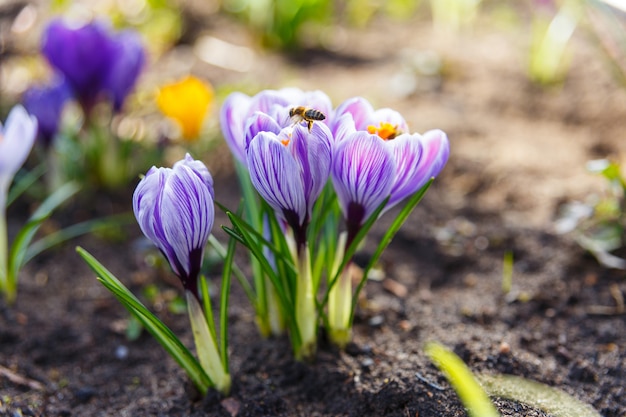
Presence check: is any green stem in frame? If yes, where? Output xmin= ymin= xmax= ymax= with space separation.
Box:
xmin=295 ymin=244 xmax=316 ymax=360
xmin=327 ymin=232 xmax=351 ymax=347
xmin=186 ymin=291 xmax=231 ymax=395
xmin=0 ymin=201 xmax=9 ymax=302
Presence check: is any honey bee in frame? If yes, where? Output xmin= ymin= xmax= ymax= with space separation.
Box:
xmin=289 ymin=106 xmax=326 ymax=131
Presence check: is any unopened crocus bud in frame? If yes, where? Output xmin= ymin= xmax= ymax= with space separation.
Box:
xmin=0 ymin=106 xmax=38 ymax=199
xmin=133 ymin=154 xmax=214 ymax=298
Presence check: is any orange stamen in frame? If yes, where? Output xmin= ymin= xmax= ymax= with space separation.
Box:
xmin=367 ymin=122 xmax=400 ymax=140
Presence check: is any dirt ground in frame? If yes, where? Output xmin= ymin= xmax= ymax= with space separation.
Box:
xmin=1 ymin=4 xmax=626 ymax=417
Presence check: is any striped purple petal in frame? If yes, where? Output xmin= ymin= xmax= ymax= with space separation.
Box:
xmin=244 ymin=111 xmax=282 ymax=152
xmin=386 ymin=129 xmax=450 ymax=209
xmin=331 ymin=97 xmax=374 ymax=135
xmin=220 ymin=92 xmax=252 ymax=164
xmin=247 ymin=131 xmax=306 ymax=229
xmin=290 ymin=123 xmax=332 ymax=213
xmin=331 ymin=132 xmax=396 ymax=230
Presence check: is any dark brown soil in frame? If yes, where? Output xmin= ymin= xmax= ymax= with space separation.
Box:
xmin=1 ymin=4 xmax=625 ymax=417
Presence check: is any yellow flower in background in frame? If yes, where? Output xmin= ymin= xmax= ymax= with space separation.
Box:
xmin=157 ymin=76 xmax=213 ymax=140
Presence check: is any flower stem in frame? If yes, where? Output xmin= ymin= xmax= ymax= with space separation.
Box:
xmin=328 ymin=232 xmax=352 ymax=348
xmin=295 ymin=244 xmax=317 ymax=360
xmin=186 ymin=291 xmax=231 ymax=395
xmin=0 ymin=202 xmax=9 ymax=302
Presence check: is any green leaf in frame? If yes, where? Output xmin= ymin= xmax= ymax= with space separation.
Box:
xmin=76 ymin=247 xmax=212 ymax=393
xmin=24 ymin=213 xmax=134 ymax=264
xmin=9 ymin=182 xmax=81 ymax=279
xmin=426 ymin=342 xmax=501 ymax=417
xmin=219 ymin=231 xmax=237 ymax=370
xmin=7 ymin=164 xmax=46 ymax=207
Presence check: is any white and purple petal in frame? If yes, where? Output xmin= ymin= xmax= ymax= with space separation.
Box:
xmin=331 ymin=132 xmax=396 ymax=227
xmin=0 ymin=106 xmax=37 ymax=195
xmin=220 ymin=92 xmax=253 ymax=164
xmin=247 ymin=132 xmax=307 ymax=227
xmin=330 ymin=97 xmax=374 ymax=135
xmin=386 ymin=129 xmax=450 ymax=209
xmin=290 ymin=123 xmax=332 ymax=212
xmin=244 ymin=111 xmax=282 ymax=151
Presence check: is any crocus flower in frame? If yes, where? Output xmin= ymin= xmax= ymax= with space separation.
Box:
xmin=133 ymin=154 xmax=214 ymax=299
xmin=331 ymin=97 xmax=449 ymax=212
xmin=22 ymin=76 xmax=71 ymax=147
xmin=41 ymin=18 xmax=145 ymax=114
xmin=156 ymin=76 xmax=214 ymax=140
xmin=246 ymin=122 xmax=332 ymax=248
xmin=220 ymin=88 xmax=332 ymax=165
xmin=0 ymin=106 xmax=38 ymax=201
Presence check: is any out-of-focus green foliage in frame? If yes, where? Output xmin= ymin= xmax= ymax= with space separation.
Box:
xmin=222 ymin=0 xmax=334 ymax=49
xmin=556 ymin=159 xmax=626 ymax=269
xmin=529 ymin=0 xmax=582 ymax=85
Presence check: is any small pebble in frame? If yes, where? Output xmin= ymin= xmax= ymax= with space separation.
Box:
xmin=368 ymin=315 xmax=384 ymax=327
xmin=115 ymin=345 xmax=129 ymax=360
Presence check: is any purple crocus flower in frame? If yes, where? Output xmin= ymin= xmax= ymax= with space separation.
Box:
xmin=133 ymin=154 xmax=214 ymax=299
xmin=331 ymin=132 xmax=396 ymax=240
xmin=41 ymin=18 xmax=145 ymax=115
xmin=246 ymin=122 xmax=332 ymax=248
xmin=22 ymin=76 xmax=71 ymax=147
xmin=220 ymin=88 xmax=332 ymax=165
xmin=331 ymin=97 xmax=449 ymax=211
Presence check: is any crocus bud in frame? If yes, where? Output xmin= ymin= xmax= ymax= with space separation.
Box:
xmin=133 ymin=154 xmax=214 ymax=298
xmin=0 ymin=106 xmax=38 ymax=199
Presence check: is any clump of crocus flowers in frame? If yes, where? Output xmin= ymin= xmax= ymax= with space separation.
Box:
xmin=220 ymin=88 xmax=449 ymax=355
xmin=79 ymin=87 xmax=448 ymax=396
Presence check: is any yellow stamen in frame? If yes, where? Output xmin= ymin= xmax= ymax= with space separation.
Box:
xmin=367 ymin=122 xmax=400 ymax=140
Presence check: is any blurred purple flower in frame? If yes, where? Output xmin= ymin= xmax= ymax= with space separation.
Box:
xmin=133 ymin=154 xmax=214 ymax=298
xmin=22 ymin=76 xmax=71 ymax=147
xmin=220 ymin=88 xmax=332 ymax=165
xmin=0 ymin=106 xmax=37 ymax=202
xmin=41 ymin=18 xmax=145 ymax=114
xmin=246 ymin=123 xmax=332 ymax=248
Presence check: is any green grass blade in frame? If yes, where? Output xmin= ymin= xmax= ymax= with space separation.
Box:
xmin=76 ymin=246 xmax=212 ymax=393
xmin=477 ymin=374 xmax=601 ymax=417
xmin=24 ymin=213 xmax=134 ymax=264
xmin=8 ymin=164 xmax=46 ymax=207
xmin=426 ymin=342 xmax=501 ymax=417
xmin=219 ymin=232 xmax=237 ymax=370
xmin=207 ymin=234 xmax=256 ymax=305
xmin=9 ymin=182 xmax=81 ymax=278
